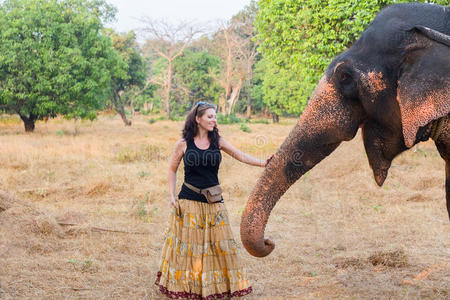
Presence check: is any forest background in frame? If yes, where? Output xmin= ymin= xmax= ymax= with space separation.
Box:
xmin=0 ymin=0 xmax=449 ymax=131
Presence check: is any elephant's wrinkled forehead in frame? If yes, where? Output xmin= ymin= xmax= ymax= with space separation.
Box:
xmin=310 ymin=76 xmax=339 ymax=102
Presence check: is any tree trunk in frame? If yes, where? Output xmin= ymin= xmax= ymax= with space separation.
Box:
xmin=165 ymin=59 xmax=173 ymax=119
xmin=223 ymin=28 xmax=233 ymax=114
xmin=19 ymin=113 xmax=36 ymax=132
xmin=227 ymin=78 xmax=243 ymax=115
xmin=130 ymin=97 xmax=135 ymax=117
xmin=118 ymin=110 xmax=132 ymax=126
xmin=112 ymin=91 xmax=132 ymax=126
xmin=272 ymin=113 xmax=279 ymax=123
xmin=246 ymin=65 xmax=253 ymax=119
xmin=246 ymin=79 xmax=251 ymax=119
xmin=246 ymin=94 xmax=251 ymax=119
xmin=218 ymin=95 xmax=226 ymax=114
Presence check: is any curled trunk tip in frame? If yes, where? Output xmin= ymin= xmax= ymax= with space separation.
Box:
xmin=240 ymin=235 xmax=275 ymax=258
xmin=240 ymin=204 xmax=276 ymax=257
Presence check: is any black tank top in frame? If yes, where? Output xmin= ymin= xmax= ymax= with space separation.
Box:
xmin=178 ymin=138 xmax=222 ymax=203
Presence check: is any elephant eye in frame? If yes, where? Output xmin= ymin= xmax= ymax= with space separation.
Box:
xmin=339 ymin=71 xmax=352 ymax=84
xmin=337 ymin=70 xmax=358 ymax=99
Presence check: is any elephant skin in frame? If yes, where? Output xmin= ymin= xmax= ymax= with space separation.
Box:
xmin=241 ymin=3 xmax=450 ymax=258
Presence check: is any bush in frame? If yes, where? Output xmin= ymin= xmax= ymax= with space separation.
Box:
xmin=251 ymin=118 xmax=270 ymax=124
xmin=170 ymin=115 xmax=185 ymax=121
xmin=148 ymin=115 xmax=168 ymax=124
xmin=239 ymin=123 xmax=251 ymax=133
xmin=217 ymin=113 xmax=243 ymax=124
xmin=0 ymin=114 xmax=21 ymax=124
xmin=116 ymin=144 xmax=164 ymax=163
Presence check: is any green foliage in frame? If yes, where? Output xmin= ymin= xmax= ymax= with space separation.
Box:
xmin=255 ymin=0 xmax=448 ymax=115
xmin=174 ymin=51 xmax=222 ymax=102
xmin=0 ymin=0 xmax=117 ymax=131
xmin=139 ymin=56 xmax=170 ymax=115
xmin=239 ymin=123 xmax=251 ymax=133
xmin=372 ymin=204 xmax=382 ymax=212
xmin=216 ymin=112 xmax=254 ymax=131
xmin=133 ymin=84 xmax=159 ymax=112
xmin=55 ymin=130 xmax=66 ymax=137
xmin=137 ymin=171 xmax=150 ymax=178
xmin=104 ymin=29 xmax=147 ymax=114
xmin=137 ymin=200 xmax=148 ymax=217
xmin=251 ymin=118 xmax=269 ymax=124
xmin=255 ymin=57 xmax=308 ymax=116
xmin=170 ymin=50 xmax=223 ymax=117
xmin=216 ymin=113 xmax=244 ymax=125
xmin=108 ymin=30 xmax=146 ymax=88
xmin=68 ymin=256 xmax=99 ymax=272
xmin=148 ymin=115 xmax=167 ymax=123
xmin=0 ymin=114 xmax=21 ymax=124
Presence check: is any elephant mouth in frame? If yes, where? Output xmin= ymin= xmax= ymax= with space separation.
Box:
xmin=325 ymin=142 xmax=341 ymax=150
xmin=318 ymin=141 xmax=342 ymax=158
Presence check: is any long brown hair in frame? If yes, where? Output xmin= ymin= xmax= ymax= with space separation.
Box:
xmin=182 ymin=102 xmax=220 ymax=149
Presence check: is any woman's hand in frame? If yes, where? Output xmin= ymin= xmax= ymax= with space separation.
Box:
xmin=264 ymin=154 xmax=274 ymax=167
xmin=169 ymin=196 xmax=178 ymax=209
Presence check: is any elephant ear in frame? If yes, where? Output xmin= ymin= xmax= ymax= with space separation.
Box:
xmin=397 ymin=26 xmax=450 ymax=148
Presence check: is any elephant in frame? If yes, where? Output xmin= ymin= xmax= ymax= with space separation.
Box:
xmin=240 ymin=3 xmax=450 ymax=258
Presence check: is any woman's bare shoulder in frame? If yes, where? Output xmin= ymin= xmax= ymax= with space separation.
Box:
xmin=175 ymin=138 xmax=187 ymax=151
xmin=218 ymin=136 xmax=230 ymax=150
xmin=218 ymin=136 xmax=226 ymax=143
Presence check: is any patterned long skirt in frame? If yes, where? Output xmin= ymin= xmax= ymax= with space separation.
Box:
xmin=155 ymin=199 xmax=252 ymax=299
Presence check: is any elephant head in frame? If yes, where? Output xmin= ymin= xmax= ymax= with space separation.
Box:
xmin=241 ymin=3 xmax=450 ymax=258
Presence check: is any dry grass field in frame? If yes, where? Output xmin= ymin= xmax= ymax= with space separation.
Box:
xmin=0 ymin=114 xmax=449 ymax=299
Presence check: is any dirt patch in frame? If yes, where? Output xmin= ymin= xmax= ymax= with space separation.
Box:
xmin=368 ymin=249 xmax=408 ymax=268
xmin=86 ymin=181 xmax=111 ymax=196
xmin=0 ymin=190 xmax=22 ymax=212
xmin=56 ymin=211 xmax=87 ymax=225
xmin=334 ymin=257 xmax=367 ymax=269
xmin=0 ymin=190 xmax=64 ymax=237
xmin=0 ymin=203 xmax=64 ymax=238
xmin=406 ymin=193 xmax=427 ymax=202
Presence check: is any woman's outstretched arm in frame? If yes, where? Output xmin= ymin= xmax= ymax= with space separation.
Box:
xmin=219 ymin=137 xmax=273 ymax=167
xmin=168 ymin=139 xmax=186 ymax=208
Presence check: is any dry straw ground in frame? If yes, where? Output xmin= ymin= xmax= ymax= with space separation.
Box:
xmin=0 ymin=114 xmax=449 ymax=299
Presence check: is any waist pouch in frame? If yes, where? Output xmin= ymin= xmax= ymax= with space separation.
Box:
xmin=184 ymin=182 xmax=222 ymax=204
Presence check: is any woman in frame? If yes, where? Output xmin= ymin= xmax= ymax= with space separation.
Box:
xmin=155 ymin=102 xmax=272 ymax=299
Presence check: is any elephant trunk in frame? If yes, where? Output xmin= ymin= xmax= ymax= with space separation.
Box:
xmin=240 ymin=122 xmax=341 ymax=257
xmin=239 ymin=135 xmax=296 ymax=257
xmin=241 ymin=76 xmax=360 ymax=257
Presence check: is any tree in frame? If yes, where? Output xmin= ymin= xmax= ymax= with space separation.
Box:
xmin=141 ymin=19 xmax=202 ymax=119
xmin=211 ymin=23 xmax=235 ymax=114
xmin=0 ymin=0 xmax=117 ymax=131
xmin=255 ymin=0 xmax=450 ymax=117
xmin=104 ymin=29 xmax=146 ymax=125
xmin=230 ymin=0 xmax=259 ymax=118
xmin=210 ymin=1 xmax=259 ymax=116
xmin=130 ymin=83 xmax=159 ymax=113
xmin=212 ymin=21 xmax=250 ymax=116
xmin=172 ymin=50 xmax=222 ymax=111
